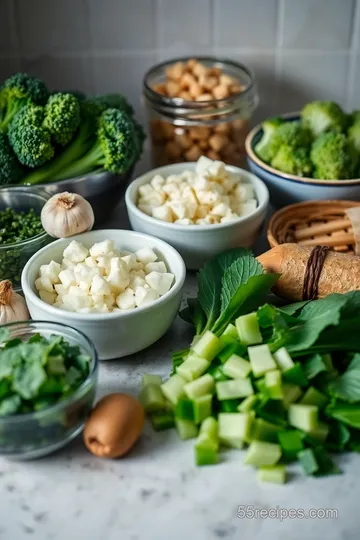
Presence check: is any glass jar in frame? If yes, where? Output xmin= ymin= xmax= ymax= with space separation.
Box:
xmin=143 ymin=57 xmax=258 ymax=168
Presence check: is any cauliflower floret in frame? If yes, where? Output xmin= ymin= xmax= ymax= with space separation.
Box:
xmin=63 ymin=240 xmax=89 ymax=263
xmin=89 ymin=239 xmax=114 ymax=258
xmin=90 ymin=275 xmax=111 ymax=296
xmin=116 ymin=289 xmax=136 ymax=310
xmin=135 ymin=248 xmax=157 ymax=265
xmin=145 ymin=271 xmax=174 ymax=296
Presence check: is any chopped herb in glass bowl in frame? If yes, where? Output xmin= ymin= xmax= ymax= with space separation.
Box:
xmin=0 ymin=321 xmax=98 ymax=460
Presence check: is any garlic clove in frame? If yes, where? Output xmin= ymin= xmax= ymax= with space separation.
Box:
xmin=41 ymin=192 xmax=95 ymax=239
xmin=0 ymin=280 xmax=29 ymax=324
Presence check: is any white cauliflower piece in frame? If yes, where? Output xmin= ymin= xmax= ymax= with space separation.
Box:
xmin=145 ymin=261 xmax=167 ymax=274
xmin=145 ymin=271 xmax=174 ymax=296
xmin=90 ymin=275 xmax=111 ymax=296
xmin=39 ymin=289 xmax=57 ymax=305
xmin=116 ymin=289 xmax=136 ymax=310
xmin=121 ymin=253 xmax=138 ymax=270
xmin=106 ymin=258 xmax=130 ymax=293
xmin=135 ymin=248 xmax=157 ymax=265
xmin=89 ymin=239 xmax=114 ymax=258
xmin=135 ymin=286 xmax=159 ymax=307
xmin=58 ymin=269 xmax=76 ymax=289
xmin=63 ymin=240 xmax=89 ymax=263
xmin=152 ymin=205 xmax=173 ymax=222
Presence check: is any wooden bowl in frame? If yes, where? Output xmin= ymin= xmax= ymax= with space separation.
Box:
xmin=267 ymin=200 xmax=360 ymax=254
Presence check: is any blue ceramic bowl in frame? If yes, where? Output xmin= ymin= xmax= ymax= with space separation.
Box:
xmin=245 ymin=113 xmax=360 ymax=208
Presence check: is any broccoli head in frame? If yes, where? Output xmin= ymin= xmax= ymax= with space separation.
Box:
xmin=271 ymin=145 xmax=312 ymax=177
xmin=271 ymin=121 xmax=313 ymax=149
xmin=254 ymin=117 xmax=283 ymax=163
xmin=310 ymin=132 xmax=357 ymax=180
xmin=0 ymin=132 xmax=24 ymax=185
xmin=95 ymin=94 xmax=134 ymax=116
xmin=44 ymin=93 xmax=81 ymax=146
xmin=301 ymin=101 xmax=347 ymax=137
xmin=348 ymin=121 xmax=360 ymax=152
xmin=0 ymin=73 xmax=48 ymax=131
xmin=8 ymin=104 xmax=54 ymax=168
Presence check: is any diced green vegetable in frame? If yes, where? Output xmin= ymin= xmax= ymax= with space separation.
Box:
xmin=218 ymin=412 xmax=253 ymax=449
xmin=176 ymin=355 xmax=210 ymax=382
xmin=199 ymin=416 xmax=219 ymax=445
xmin=138 ymin=383 xmax=165 ymax=413
xmin=283 ymin=363 xmax=308 ymax=387
xmin=307 ymin=421 xmax=329 ymax=443
xmin=244 ymin=440 xmax=282 ymax=466
xmin=277 ymin=430 xmax=304 ymax=461
xmin=151 ymin=411 xmax=175 ymax=431
xmin=141 ymin=374 xmax=163 ymax=389
xmin=235 ymin=312 xmax=263 ymax=345
xmin=192 ymin=331 xmax=223 ymax=361
xmin=250 ymin=418 xmax=283 ymax=443
xmin=282 ymin=383 xmax=303 ymax=407
xmin=195 ymin=417 xmax=219 ymax=466
xmin=216 ymin=378 xmax=254 ymax=400
xmin=207 ymin=364 xmax=228 ymax=382
xmin=265 ymin=370 xmax=283 ymax=399
xmin=175 ymin=418 xmax=198 ymax=440
xmin=175 ymin=398 xmax=194 ymax=421
xmin=248 ymin=344 xmax=277 ymax=377
xmin=237 ymin=395 xmax=259 ymax=413
xmin=223 ymin=323 xmax=239 ymax=340
xmin=288 ymin=404 xmax=318 ymax=432
xmin=184 ymin=374 xmax=215 ymax=399
xmin=257 ymin=465 xmax=286 ymax=484
xmin=193 ymin=394 xmax=212 ymax=424
xmin=161 ymin=374 xmax=186 ymax=406
xmin=298 ymin=448 xmax=319 ymax=475
xmin=299 ymin=387 xmax=328 ymax=408
xmin=218 ymin=341 xmax=246 ymax=363
xmin=223 ymin=354 xmax=251 ymax=379
xmin=221 ymin=399 xmax=241 ymax=412
xmin=273 ymin=347 xmax=295 ymax=372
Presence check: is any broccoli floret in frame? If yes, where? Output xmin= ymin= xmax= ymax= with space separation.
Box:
xmin=301 ymin=101 xmax=347 ymax=137
xmin=0 ymin=73 xmax=48 ymax=131
xmin=271 ymin=145 xmax=312 ymax=177
xmin=348 ymin=121 xmax=360 ymax=152
xmin=0 ymin=132 xmax=24 ymax=185
xmin=310 ymin=132 xmax=357 ymax=180
xmin=95 ymin=94 xmax=134 ymax=116
xmin=254 ymin=117 xmax=283 ymax=163
xmin=8 ymin=104 xmax=54 ymax=168
xmin=43 ymin=93 xmax=81 ymax=146
xmin=272 ymin=121 xmax=313 ymax=149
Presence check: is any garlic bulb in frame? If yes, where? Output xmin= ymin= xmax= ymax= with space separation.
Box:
xmin=0 ymin=280 xmax=29 ymax=324
xmin=41 ymin=192 xmax=95 ymax=238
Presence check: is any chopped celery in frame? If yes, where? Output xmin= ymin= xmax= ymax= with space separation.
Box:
xmin=193 ymin=394 xmax=213 ymax=424
xmin=244 ymin=440 xmax=282 ymax=466
xmin=277 ymin=430 xmax=304 ymax=461
xmin=218 ymin=412 xmax=253 ymax=449
xmin=288 ymin=404 xmax=318 ymax=432
xmin=151 ymin=411 xmax=175 ymax=431
xmin=282 ymin=383 xmax=303 ymax=407
xmin=273 ymin=347 xmax=294 ymax=372
xmin=257 ymin=465 xmax=287 ymax=484
xmin=216 ymin=378 xmax=254 ymax=400
xmin=250 ymin=418 xmax=283 ymax=443
xmin=237 ymin=395 xmax=258 ymax=413
xmin=138 ymin=383 xmax=166 ymax=413
xmin=195 ymin=441 xmax=219 ymax=466
xmin=207 ymin=364 xmax=228 ymax=382
xmin=254 ymin=377 xmax=269 ymax=397
xmin=265 ymin=370 xmax=283 ymax=400
xmin=184 ymin=374 xmax=215 ymax=399
xmin=199 ymin=417 xmax=219 ymax=445
xmin=221 ymin=399 xmax=241 ymax=413
xmin=307 ymin=421 xmax=329 ymax=443
xmin=283 ymin=363 xmax=308 ymax=387
xmin=248 ymin=344 xmax=277 ymax=377
xmin=141 ymin=374 xmax=163 ymax=388
xmin=299 ymin=387 xmax=328 ymax=408
xmin=175 ymin=418 xmax=198 ymax=440
xmin=175 ymin=398 xmax=194 ymax=421
xmin=176 ymin=355 xmax=210 ymax=382
xmin=236 ymin=312 xmax=263 ymax=345
xmin=222 ymin=323 xmax=239 ymax=340
xmin=223 ymin=354 xmax=251 ymax=379
xmin=298 ymin=448 xmax=319 ymax=475
xmin=161 ymin=374 xmax=186 ymax=406
xmin=192 ymin=330 xmax=223 ymax=361
xmin=172 ymin=349 xmax=188 ymax=372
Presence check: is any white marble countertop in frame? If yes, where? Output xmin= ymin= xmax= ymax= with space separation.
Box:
xmin=1 ymin=187 xmax=358 ymax=540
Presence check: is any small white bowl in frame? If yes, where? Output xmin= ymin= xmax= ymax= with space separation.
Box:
xmin=125 ymin=163 xmax=269 ymax=269
xmin=21 ymin=229 xmax=186 ymax=360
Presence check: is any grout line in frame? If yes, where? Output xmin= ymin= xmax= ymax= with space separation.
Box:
xmin=345 ymin=0 xmax=360 ymax=109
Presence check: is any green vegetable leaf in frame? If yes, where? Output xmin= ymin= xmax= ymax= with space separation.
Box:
xmin=12 ymin=360 xmax=47 ymax=400
xmin=198 ymin=248 xmax=253 ymax=332
xmin=0 ymin=328 xmax=9 ymax=344
xmin=0 ymin=395 xmax=21 ymax=416
xmin=279 ymin=301 xmax=310 ymax=316
xmin=302 ymin=354 xmax=328 ymax=380
xmin=326 ymin=421 xmax=350 ymax=451
xmin=220 ymin=256 xmax=263 ymax=313
xmin=212 ymin=273 xmax=279 ymax=336
xmin=326 ymin=402 xmax=360 ymax=429
xmin=327 ymin=353 xmax=360 ymax=402
xmin=179 ymin=298 xmax=207 ymax=335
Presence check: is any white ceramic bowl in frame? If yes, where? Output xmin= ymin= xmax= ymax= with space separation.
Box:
xmin=246 ymin=113 xmax=360 ymax=207
xmin=125 ymin=163 xmax=269 ymax=269
xmin=21 ymin=230 xmax=186 ymax=360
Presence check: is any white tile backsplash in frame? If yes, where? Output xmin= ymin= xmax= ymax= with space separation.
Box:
xmin=0 ymin=0 xmax=358 ymax=121
xmin=281 ymin=0 xmax=355 ymax=50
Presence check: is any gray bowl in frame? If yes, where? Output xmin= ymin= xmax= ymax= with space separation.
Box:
xmin=25 ymin=168 xmax=134 ymax=225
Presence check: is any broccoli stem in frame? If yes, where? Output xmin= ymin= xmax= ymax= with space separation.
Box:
xmin=52 ymin=142 xmax=104 ymax=181
xmin=0 ymin=100 xmax=24 ymax=131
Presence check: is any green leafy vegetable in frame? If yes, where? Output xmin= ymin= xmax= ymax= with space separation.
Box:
xmin=327 ymin=354 xmax=360 ymax=402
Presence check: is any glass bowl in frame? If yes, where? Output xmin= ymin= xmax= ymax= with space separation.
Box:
xmin=0 ymin=186 xmax=52 ymax=292
xmin=0 ymin=321 xmax=99 ymax=460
